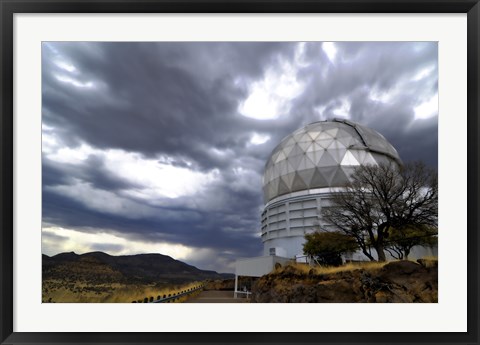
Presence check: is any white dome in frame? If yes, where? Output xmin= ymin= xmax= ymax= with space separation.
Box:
xmin=262 ymin=119 xmax=401 ymax=203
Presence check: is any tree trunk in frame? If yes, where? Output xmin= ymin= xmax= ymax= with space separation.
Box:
xmin=404 ymin=248 xmax=410 ymax=260
xmin=376 ymin=224 xmax=387 ymax=262
xmin=361 ymin=248 xmax=376 ymax=262
xmin=375 ymin=244 xmax=387 ymax=262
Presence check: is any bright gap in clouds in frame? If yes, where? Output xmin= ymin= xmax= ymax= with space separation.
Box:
xmin=314 ymin=97 xmax=351 ymax=119
xmin=46 ymin=143 xmax=94 ymax=164
xmin=105 ymin=150 xmax=218 ymax=199
xmin=45 ymin=181 xmax=161 ymax=219
xmin=43 ymin=134 xmax=218 ymax=199
xmin=322 ymin=42 xmax=337 ymax=62
xmin=238 ymin=53 xmax=305 ymax=120
xmin=332 ymin=98 xmax=351 ymax=117
xmin=412 ymin=65 xmax=436 ymax=82
xmin=370 ymin=88 xmax=395 ymax=103
xmin=414 ymin=93 xmax=438 ymax=120
xmin=42 ymin=227 xmax=234 ymax=272
xmin=55 ymin=60 xmax=77 ymax=73
xmin=42 ymin=226 xmax=193 ymax=260
xmin=55 ymin=75 xmax=95 ymax=89
xmin=250 ymin=133 xmax=270 ymax=145
xmin=294 ymin=42 xmax=310 ymax=67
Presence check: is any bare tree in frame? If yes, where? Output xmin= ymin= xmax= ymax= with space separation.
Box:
xmin=322 ymin=161 xmax=438 ymax=262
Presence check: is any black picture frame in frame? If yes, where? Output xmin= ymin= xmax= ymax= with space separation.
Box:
xmin=1 ymin=1 xmax=479 ymax=344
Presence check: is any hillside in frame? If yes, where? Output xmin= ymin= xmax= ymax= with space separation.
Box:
xmin=252 ymin=259 xmax=438 ymax=303
xmin=42 ymin=251 xmax=233 ymax=302
xmin=43 ymin=251 xmax=232 ymax=284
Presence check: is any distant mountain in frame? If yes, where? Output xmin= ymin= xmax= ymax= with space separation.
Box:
xmin=42 ymin=251 xmax=233 ymax=285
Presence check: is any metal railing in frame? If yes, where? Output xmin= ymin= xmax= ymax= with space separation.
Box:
xmin=233 ymin=290 xmax=252 ymax=299
xmin=130 ymin=284 xmax=205 ymax=303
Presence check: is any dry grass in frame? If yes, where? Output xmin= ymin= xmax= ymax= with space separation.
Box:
xmin=107 ymin=281 xmax=202 ymax=303
xmin=42 ymin=280 xmax=203 ymax=303
xmin=275 ymin=257 xmax=438 ymax=277
xmin=274 ymin=261 xmax=388 ymax=276
xmin=416 ymin=255 xmax=438 ymax=268
xmin=419 ymin=255 xmax=438 ymax=261
xmin=313 ymin=261 xmax=388 ymax=274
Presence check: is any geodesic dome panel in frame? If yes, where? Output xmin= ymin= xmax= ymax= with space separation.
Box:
xmin=263 ymin=119 xmax=401 ymax=203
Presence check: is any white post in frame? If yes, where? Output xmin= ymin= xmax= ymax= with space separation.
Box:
xmin=234 ymin=274 xmax=238 ymax=299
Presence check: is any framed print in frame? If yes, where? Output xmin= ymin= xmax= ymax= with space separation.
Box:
xmin=1 ymin=1 xmax=479 ymax=344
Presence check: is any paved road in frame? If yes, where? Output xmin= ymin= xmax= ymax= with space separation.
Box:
xmin=186 ymin=290 xmax=249 ymax=303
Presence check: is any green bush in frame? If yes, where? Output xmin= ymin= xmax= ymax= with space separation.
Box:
xmin=303 ymin=231 xmax=359 ymax=266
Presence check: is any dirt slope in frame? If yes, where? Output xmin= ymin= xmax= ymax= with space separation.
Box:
xmin=252 ymin=260 xmax=437 ymax=303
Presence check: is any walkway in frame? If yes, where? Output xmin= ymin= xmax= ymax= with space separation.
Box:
xmin=186 ymin=290 xmax=249 ymax=303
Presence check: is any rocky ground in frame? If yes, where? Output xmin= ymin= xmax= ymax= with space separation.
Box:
xmin=252 ymin=259 xmax=438 ymax=303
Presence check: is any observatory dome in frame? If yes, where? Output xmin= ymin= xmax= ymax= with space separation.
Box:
xmin=263 ymin=119 xmax=401 ymax=203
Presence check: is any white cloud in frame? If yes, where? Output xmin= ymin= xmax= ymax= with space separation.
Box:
xmin=412 ymin=65 xmax=436 ymax=82
xmin=314 ymin=97 xmax=351 ymax=119
xmin=314 ymin=104 xmax=327 ymax=118
xmin=249 ymin=132 xmax=270 ymax=145
xmin=55 ymin=75 xmax=95 ymax=88
xmin=104 ymin=150 xmax=218 ymax=199
xmin=294 ymin=42 xmax=310 ymax=68
xmin=230 ymin=166 xmax=260 ymax=193
xmin=42 ymin=226 xmax=235 ymax=272
xmin=414 ymin=93 xmax=438 ymax=120
xmin=46 ymin=143 xmax=94 ymax=164
xmin=45 ymin=181 xmax=160 ymax=219
xmin=44 ymin=139 xmax=219 ymax=199
xmin=322 ymin=42 xmax=337 ymax=63
xmin=238 ymin=57 xmax=305 ymax=120
xmin=370 ymin=88 xmax=395 ymax=103
xmin=332 ymin=98 xmax=351 ymax=117
xmin=209 ymin=147 xmax=232 ymax=158
xmin=42 ymin=226 xmax=193 ymax=260
xmin=42 ymin=132 xmax=60 ymax=155
xmin=54 ymin=60 xmax=77 ymax=73
xmin=42 ymin=123 xmax=55 ymax=131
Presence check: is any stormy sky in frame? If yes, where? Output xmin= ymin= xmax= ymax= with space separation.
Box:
xmin=41 ymin=42 xmax=438 ymax=273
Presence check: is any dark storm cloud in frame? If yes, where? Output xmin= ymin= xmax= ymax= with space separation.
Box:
xmin=288 ymin=42 xmax=438 ymax=166
xmin=43 ymin=156 xmax=143 ymax=191
xmin=42 ymin=230 xmax=68 ymax=242
xmin=42 ymin=42 xmax=296 ymax=171
xmin=42 ymin=41 xmax=438 ymax=272
xmin=89 ymin=243 xmax=127 ymax=254
xmin=42 ymin=186 xmax=262 ymax=259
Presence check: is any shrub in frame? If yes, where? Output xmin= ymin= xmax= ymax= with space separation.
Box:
xmin=303 ymin=231 xmax=358 ymax=266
